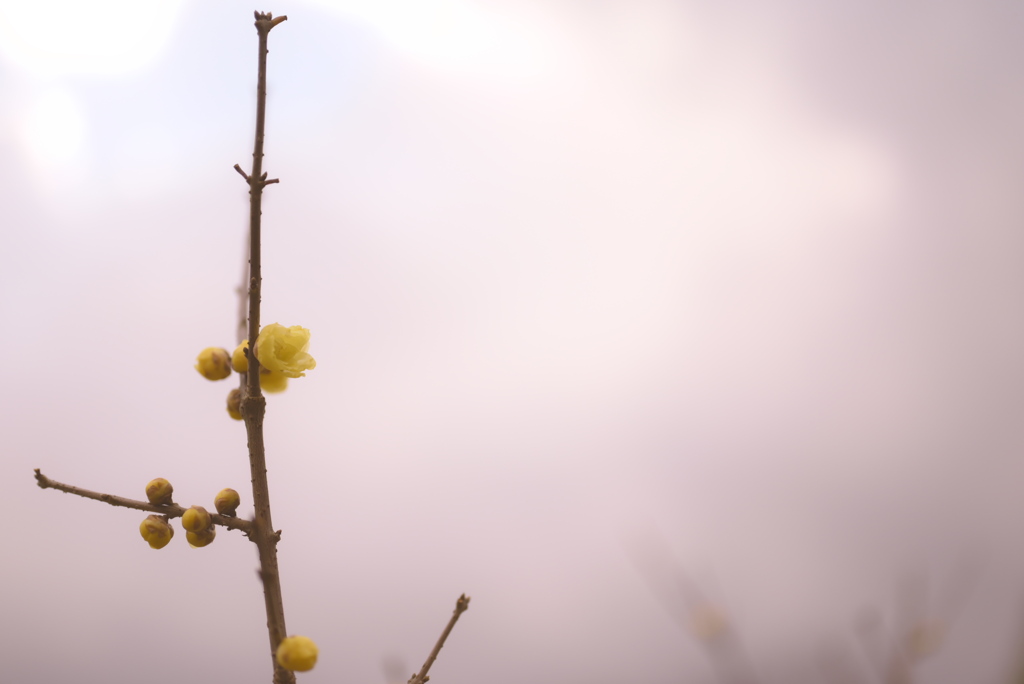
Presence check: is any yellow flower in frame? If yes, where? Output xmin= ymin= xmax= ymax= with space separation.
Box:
xmin=276 ymin=635 xmax=318 ymax=672
xmin=259 ymin=368 xmax=289 ymax=393
xmin=255 ymin=324 xmax=316 ymax=378
xmin=226 ymin=389 xmax=243 ymax=420
xmin=195 ymin=347 xmax=233 ymax=381
xmin=231 ymin=340 xmax=249 ymax=373
xmin=139 ymin=515 xmax=174 ymax=549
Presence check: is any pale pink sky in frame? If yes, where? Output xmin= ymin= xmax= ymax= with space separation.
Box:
xmin=3 ymin=1 xmax=1024 ymax=683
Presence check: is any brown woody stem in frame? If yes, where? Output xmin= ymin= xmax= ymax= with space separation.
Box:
xmin=237 ymin=10 xmax=291 ymax=684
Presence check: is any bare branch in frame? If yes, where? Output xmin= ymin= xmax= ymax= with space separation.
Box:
xmin=34 ymin=469 xmax=253 ymax=535
xmin=234 ymin=163 xmax=251 ymax=182
xmin=242 ymin=13 xmax=293 ymax=684
xmin=408 ymin=594 xmax=471 ymax=684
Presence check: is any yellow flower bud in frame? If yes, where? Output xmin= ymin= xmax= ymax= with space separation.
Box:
xmin=259 ymin=367 xmax=289 ymax=393
xmin=227 ymin=388 xmax=243 ymax=421
xmin=214 ymin=488 xmax=240 ymax=516
xmin=255 ymin=323 xmax=316 ymax=378
xmin=139 ymin=515 xmax=174 ymax=549
xmin=231 ymin=340 xmax=249 ymax=373
xmin=181 ymin=505 xmax=212 ymax=532
xmin=186 ymin=526 xmax=216 ymax=548
xmin=276 ymin=635 xmax=318 ymax=672
xmin=145 ymin=478 xmax=174 ymax=505
xmin=195 ymin=347 xmax=233 ymax=381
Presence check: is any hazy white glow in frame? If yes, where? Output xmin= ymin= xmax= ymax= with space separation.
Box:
xmin=307 ymin=0 xmax=551 ymax=77
xmin=22 ymin=87 xmax=86 ymax=169
xmin=0 ymin=0 xmax=183 ymax=76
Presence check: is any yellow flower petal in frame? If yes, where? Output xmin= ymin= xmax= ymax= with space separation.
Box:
xmin=255 ymin=324 xmax=316 ymax=378
xmin=259 ymin=368 xmax=289 ymax=393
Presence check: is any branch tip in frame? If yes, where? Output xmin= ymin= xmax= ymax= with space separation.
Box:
xmin=254 ymin=11 xmax=288 ymax=32
xmin=408 ymin=594 xmax=472 ymax=684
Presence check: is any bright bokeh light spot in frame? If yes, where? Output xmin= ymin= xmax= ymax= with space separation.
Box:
xmin=0 ymin=0 xmax=183 ymax=76
xmin=308 ymin=0 xmax=552 ymax=78
xmin=23 ymin=87 xmax=86 ymax=169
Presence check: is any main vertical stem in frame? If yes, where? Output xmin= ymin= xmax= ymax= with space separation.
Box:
xmin=241 ymin=11 xmax=291 ymax=684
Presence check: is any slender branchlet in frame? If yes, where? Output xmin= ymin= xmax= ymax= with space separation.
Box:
xmin=33 ymin=469 xmax=253 ymax=535
xmin=408 ymin=594 xmax=472 ymax=684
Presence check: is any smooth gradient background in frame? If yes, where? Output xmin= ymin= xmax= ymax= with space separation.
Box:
xmin=2 ymin=1 xmax=1024 ymax=683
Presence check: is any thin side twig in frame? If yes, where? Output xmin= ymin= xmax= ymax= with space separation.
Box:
xmin=34 ymin=469 xmax=253 ymax=534
xmin=408 ymin=594 xmax=471 ymax=684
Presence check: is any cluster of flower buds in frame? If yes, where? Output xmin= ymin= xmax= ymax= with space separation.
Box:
xmin=276 ymin=635 xmax=319 ymax=672
xmin=138 ymin=480 xmax=243 ymax=550
xmin=139 ymin=478 xmax=176 ymax=549
xmin=195 ymin=324 xmax=316 ymax=418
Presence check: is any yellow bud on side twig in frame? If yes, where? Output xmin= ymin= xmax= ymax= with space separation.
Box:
xmin=145 ymin=478 xmax=174 ymax=505
xmin=139 ymin=515 xmax=174 ymax=549
xmin=182 ymin=506 xmax=212 ymax=532
xmin=215 ymin=488 xmax=241 ymax=516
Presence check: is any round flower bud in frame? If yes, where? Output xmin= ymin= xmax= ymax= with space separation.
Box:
xmin=259 ymin=368 xmax=289 ymax=394
xmin=181 ymin=505 xmax=212 ymax=532
xmin=227 ymin=388 xmax=243 ymax=421
xmin=195 ymin=347 xmax=233 ymax=381
xmin=231 ymin=340 xmax=250 ymax=373
xmin=186 ymin=526 xmax=216 ymax=548
xmin=214 ymin=488 xmax=240 ymax=516
xmin=145 ymin=478 xmax=174 ymax=505
xmin=139 ymin=515 xmax=174 ymax=549
xmin=256 ymin=323 xmax=316 ymax=378
xmin=276 ymin=635 xmax=318 ymax=672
